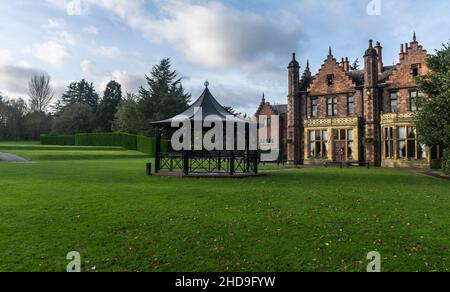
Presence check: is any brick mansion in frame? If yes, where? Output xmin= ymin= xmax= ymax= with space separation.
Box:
xmin=256 ymin=34 xmax=443 ymax=168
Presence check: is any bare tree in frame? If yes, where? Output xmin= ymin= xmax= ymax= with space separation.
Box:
xmin=28 ymin=74 xmax=54 ymax=112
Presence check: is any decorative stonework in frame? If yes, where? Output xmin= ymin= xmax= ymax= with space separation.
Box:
xmin=381 ymin=112 xmax=417 ymax=125
xmin=305 ymin=117 xmax=360 ymax=128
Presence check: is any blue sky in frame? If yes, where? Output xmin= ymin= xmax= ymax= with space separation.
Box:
xmin=0 ymin=0 xmax=449 ymax=114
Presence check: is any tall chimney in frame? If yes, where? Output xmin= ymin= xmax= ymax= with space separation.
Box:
xmin=400 ymin=44 xmax=405 ymax=60
xmin=344 ymin=57 xmax=350 ymax=72
xmin=340 ymin=58 xmax=345 ymax=68
xmin=375 ymin=41 xmax=383 ymax=74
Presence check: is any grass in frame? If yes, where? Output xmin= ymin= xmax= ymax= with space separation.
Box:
xmin=0 ymin=142 xmax=449 ymax=272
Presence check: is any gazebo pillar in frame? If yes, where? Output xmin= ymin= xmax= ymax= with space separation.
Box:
xmin=154 ymin=127 xmax=162 ymax=173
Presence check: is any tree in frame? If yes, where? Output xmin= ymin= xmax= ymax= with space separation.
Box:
xmin=416 ymin=41 xmax=450 ymax=173
xmin=59 ymin=79 xmax=99 ymax=110
xmin=113 ymin=94 xmax=144 ymax=134
xmin=28 ymin=74 xmax=54 ymax=112
xmin=51 ymin=103 xmax=97 ymax=135
xmin=22 ymin=111 xmax=52 ymax=140
xmin=0 ymin=97 xmax=28 ymax=140
xmin=138 ymin=58 xmax=191 ymax=135
xmin=350 ymin=59 xmax=360 ymax=71
xmin=97 ymin=80 xmax=123 ymax=132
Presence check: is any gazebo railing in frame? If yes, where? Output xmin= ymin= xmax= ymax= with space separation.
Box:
xmin=156 ymin=150 xmax=258 ymax=175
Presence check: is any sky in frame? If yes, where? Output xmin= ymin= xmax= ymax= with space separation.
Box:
xmin=0 ymin=0 xmax=449 ymax=115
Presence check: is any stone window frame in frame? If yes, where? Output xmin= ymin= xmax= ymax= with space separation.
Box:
xmin=347 ymin=95 xmax=355 ymax=115
xmin=409 ymin=90 xmax=423 ymax=112
xmin=389 ymin=91 xmax=398 ymax=113
xmin=327 ymin=96 xmax=338 ymax=117
xmin=308 ymin=129 xmax=328 ymax=159
xmin=310 ymin=97 xmax=318 ymax=118
xmin=382 ymin=125 xmax=427 ymax=161
xmin=327 ymin=74 xmax=335 ymax=87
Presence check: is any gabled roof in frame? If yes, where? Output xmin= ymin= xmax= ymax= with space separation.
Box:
xmin=272 ymin=104 xmax=288 ymax=115
xmin=152 ymin=86 xmax=249 ymax=126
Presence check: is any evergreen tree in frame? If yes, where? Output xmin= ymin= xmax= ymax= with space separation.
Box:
xmin=416 ymin=41 xmax=450 ymax=173
xmin=97 ymin=80 xmax=123 ymax=132
xmin=138 ymin=59 xmax=191 ymax=135
xmin=350 ymin=59 xmax=360 ymax=71
xmin=60 ymin=79 xmax=99 ymax=110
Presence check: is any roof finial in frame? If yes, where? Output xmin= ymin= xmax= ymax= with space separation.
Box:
xmin=328 ymin=46 xmax=332 ymax=56
xmin=262 ymin=92 xmax=266 ymax=103
xmin=369 ymin=39 xmax=373 ymax=48
xmin=306 ymin=59 xmax=310 ymax=69
xmin=413 ymin=31 xmax=417 ymax=42
xmin=292 ymin=52 xmax=296 ymax=60
xmin=204 ymin=80 xmax=209 ymax=88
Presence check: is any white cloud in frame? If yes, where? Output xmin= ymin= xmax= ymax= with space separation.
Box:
xmin=33 ymin=41 xmax=70 ymax=67
xmin=80 ymin=59 xmax=94 ymax=74
xmin=97 ymin=46 xmax=121 ymax=58
xmin=99 ymin=70 xmax=145 ymax=94
xmin=66 ymin=0 xmax=88 ymax=16
xmin=46 ymin=0 xmax=301 ymax=69
xmin=83 ymin=25 xmax=99 ymax=35
xmin=42 ymin=18 xmax=66 ymax=30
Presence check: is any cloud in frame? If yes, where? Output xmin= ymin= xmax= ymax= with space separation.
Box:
xmin=42 ymin=18 xmax=66 ymax=30
xmin=96 ymin=46 xmax=121 ymax=58
xmin=83 ymin=25 xmax=99 ymax=35
xmin=33 ymin=41 xmax=70 ymax=67
xmin=99 ymin=70 xmax=145 ymax=94
xmin=47 ymin=0 xmax=301 ymax=70
xmin=0 ymin=65 xmax=47 ymax=98
xmin=80 ymin=59 xmax=94 ymax=74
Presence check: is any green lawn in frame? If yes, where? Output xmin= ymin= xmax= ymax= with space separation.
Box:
xmin=0 ymin=142 xmax=449 ymax=272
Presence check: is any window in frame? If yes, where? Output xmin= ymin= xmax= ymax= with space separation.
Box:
xmin=267 ymin=117 xmax=272 ymax=128
xmin=327 ymin=96 xmax=337 ymax=116
xmin=333 ymin=129 xmax=355 ymax=161
xmin=309 ymin=130 xmax=328 ymax=159
xmin=383 ymin=127 xmax=395 ymax=159
xmin=396 ymin=126 xmax=425 ymax=160
xmin=347 ymin=95 xmax=355 ymax=115
xmin=411 ymin=64 xmax=420 ymax=77
xmin=407 ymin=127 xmax=416 ymax=158
xmin=327 ymin=74 xmax=334 ymax=87
xmin=310 ymin=97 xmax=318 ymax=118
xmin=409 ymin=90 xmax=422 ymax=111
xmin=390 ymin=92 xmax=398 ymax=113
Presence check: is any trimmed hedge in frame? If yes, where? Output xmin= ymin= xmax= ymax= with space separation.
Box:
xmin=41 ymin=132 xmax=170 ymax=156
xmin=75 ymin=133 xmax=138 ymax=150
xmin=40 ymin=134 xmax=75 ymax=146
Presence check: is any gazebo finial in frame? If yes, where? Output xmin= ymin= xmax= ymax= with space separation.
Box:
xmin=204 ymin=80 xmax=210 ymax=88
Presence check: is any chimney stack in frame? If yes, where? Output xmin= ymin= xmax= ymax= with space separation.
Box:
xmin=344 ymin=57 xmax=350 ymax=72
xmin=340 ymin=58 xmax=345 ymax=68
xmin=375 ymin=41 xmax=383 ymax=74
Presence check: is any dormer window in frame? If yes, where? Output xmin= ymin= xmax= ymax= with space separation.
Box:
xmin=327 ymin=74 xmax=335 ymax=87
xmin=411 ymin=64 xmax=420 ymax=77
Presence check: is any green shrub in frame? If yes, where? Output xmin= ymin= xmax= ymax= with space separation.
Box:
xmin=75 ymin=133 xmax=137 ymax=150
xmin=41 ymin=135 xmax=75 ymax=146
xmin=137 ymin=135 xmax=154 ymax=155
xmin=41 ymin=132 xmax=169 ymax=156
xmin=442 ymin=148 xmax=450 ymax=174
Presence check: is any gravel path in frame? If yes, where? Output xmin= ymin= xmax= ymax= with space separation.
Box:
xmin=0 ymin=153 xmax=31 ymax=163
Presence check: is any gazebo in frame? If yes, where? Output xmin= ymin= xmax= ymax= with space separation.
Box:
xmin=152 ymin=82 xmax=259 ymax=176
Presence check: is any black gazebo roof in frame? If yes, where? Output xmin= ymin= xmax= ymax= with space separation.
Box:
xmin=152 ymin=84 xmax=249 ymax=126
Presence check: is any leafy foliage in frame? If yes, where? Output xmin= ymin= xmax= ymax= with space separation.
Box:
xmin=416 ymin=41 xmax=450 ymax=172
xmin=51 ymin=103 xmax=97 ymax=135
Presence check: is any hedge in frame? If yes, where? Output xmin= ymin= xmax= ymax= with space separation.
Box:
xmin=75 ymin=133 xmax=138 ymax=150
xmin=40 ymin=133 xmax=170 ymax=156
xmin=40 ymin=135 xmax=75 ymax=146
